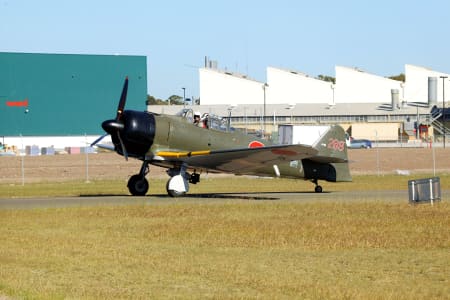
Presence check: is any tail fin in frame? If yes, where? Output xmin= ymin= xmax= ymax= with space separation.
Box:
xmin=312 ymin=125 xmax=349 ymax=163
xmin=304 ymin=125 xmax=351 ymax=182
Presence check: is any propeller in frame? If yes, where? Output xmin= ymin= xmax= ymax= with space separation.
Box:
xmin=116 ymin=129 xmax=129 ymax=160
xmin=91 ymin=77 xmax=130 ymax=160
xmin=116 ymin=76 xmax=128 ymax=121
xmin=90 ymin=133 xmax=108 ymax=147
xmin=114 ymin=77 xmax=129 ymax=159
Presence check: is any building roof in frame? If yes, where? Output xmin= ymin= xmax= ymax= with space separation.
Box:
xmin=148 ymin=102 xmax=432 ymax=118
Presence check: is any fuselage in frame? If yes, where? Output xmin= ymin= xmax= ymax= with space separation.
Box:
xmin=148 ymin=112 xmax=323 ymax=180
xmin=150 ymin=113 xmax=271 ymax=154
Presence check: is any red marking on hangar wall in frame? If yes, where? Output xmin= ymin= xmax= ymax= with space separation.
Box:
xmin=6 ymin=99 xmax=29 ymax=107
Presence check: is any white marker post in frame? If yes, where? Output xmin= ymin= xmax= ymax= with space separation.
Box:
xmin=429 ymin=178 xmax=434 ymax=206
xmin=85 ymin=133 xmax=90 ymax=183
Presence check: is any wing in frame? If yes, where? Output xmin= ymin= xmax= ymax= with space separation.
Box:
xmin=153 ymin=144 xmax=318 ymax=173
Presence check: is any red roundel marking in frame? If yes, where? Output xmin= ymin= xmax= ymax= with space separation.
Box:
xmin=248 ymin=141 xmax=265 ymax=148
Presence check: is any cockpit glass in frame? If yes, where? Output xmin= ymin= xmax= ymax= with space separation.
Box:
xmin=176 ymin=108 xmax=194 ymax=123
xmin=175 ymin=109 xmax=233 ymax=132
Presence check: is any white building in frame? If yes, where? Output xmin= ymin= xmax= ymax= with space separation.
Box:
xmin=199 ymin=68 xmax=265 ymax=105
xmin=334 ymin=66 xmax=403 ymax=104
xmin=404 ymin=64 xmax=449 ymax=105
xmin=199 ymin=64 xmax=450 ymax=106
xmin=194 ymin=63 xmax=450 ymax=141
xmin=266 ymin=67 xmax=334 ymax=105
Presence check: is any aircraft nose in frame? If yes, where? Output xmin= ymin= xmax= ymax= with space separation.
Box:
xmin=101 ymin=111 xmax=155 ymax=159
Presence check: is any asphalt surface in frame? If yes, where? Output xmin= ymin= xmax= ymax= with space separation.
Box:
xmin=0 ymin=190 xmax=430 ymax=210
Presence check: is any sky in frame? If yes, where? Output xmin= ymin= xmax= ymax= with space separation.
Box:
xmin=1 ymin=0 xmax=450 ymax=100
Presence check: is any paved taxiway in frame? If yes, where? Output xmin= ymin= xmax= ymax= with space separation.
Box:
xmin=0 ymin=190 xmax=430 ymax=210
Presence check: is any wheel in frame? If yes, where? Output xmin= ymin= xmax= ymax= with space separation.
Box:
xmin=166 ymin=180 xmax=186 ymax=197
xmin=127 ymin=175 xmax=149 ymax=196
xmin=315 ymin=185 xmax=323 ymax=193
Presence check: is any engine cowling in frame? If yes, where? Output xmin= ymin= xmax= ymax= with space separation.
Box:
xmin=102 ymin=110 xmax=155 ymax=159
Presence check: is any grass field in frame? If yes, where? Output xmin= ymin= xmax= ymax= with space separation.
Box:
xmin=1 ymin=175 xmax=449 ymax=299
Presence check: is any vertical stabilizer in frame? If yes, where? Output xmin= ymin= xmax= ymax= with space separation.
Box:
xmin=303 ymin=125 xmax=351 ymax=182
xmin=312 ymin=125 xmax=349 ymax=163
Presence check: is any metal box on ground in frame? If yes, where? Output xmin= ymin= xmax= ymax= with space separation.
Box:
xmin=41 ymin=146 xmax=55 ymax=155
xmin=25 ymin=145 xmax=39 ymax=156
xmin=408 ymin=177 xmax=441 ymax=204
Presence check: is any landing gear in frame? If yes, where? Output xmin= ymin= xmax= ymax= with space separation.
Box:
xmin=128 ymin=175 xmax=149 ymax=196
xmin=127 ymin=160 xmax=150 ymax=196
xmin=312 ymin=179 xmax=323 ymax=193
xmin=165 ymin=165 xmax=200 ymax=197
xmin=166 ymin=176 xmax=187 ymax=197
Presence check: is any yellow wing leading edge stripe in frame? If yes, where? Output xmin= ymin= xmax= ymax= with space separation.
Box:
xmin=156 ymin=150 xmax=211 ymax=158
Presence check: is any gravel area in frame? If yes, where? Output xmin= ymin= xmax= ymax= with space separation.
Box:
xmin=1 ymin=148 xmax=449 ymax=184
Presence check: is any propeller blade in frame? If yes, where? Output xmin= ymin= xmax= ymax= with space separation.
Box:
xmin=90 ymin=133 xmax=109 ymax=147
xmin=96 ymin=144 xmax=115 ymax=151
xmin=116 ymin=77 xmax=129 ymax=121
xmin=117 ymin=132 xmax=128 ymax=161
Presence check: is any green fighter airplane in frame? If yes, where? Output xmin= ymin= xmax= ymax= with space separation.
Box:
xmin=92 ymin=78 xmax=352 ymax=197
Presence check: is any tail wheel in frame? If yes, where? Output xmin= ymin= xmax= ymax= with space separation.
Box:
xmin=311 ymin=178 xmax=323 ymax=193
xmin=128 ymin=175 xmax=149 ymax=196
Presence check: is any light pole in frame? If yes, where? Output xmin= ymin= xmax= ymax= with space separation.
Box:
xmin=330 ymin=84 xmax=335 ymax=106
xmin=182 ymin=87 xmax=186 ymax=108
xmin=416 ymin=105 xmax=419 ymax=140
xmin=262 ymin=83 xmax=268 ymax=137
xmin=440 ymin=76 xmax=447 ymax=148
xmin=285 ymin=104 xmax=295 ymax=123
xmin=400 ymin=82 xmax=405 ymax=101
xmin=227 ymin=105 xmax=237 ymax=132
xmin=243 ymin=106 xmax=248 ymax=134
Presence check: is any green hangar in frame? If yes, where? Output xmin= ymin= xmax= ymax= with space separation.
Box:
xmin=0 ymin=52 xmax=147 ymax=137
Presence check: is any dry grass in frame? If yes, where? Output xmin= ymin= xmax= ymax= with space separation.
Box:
xmin=0 ymin=175 xmax=449 ymax=299
xmin=0 ymin=180 xmax=449 ymax=299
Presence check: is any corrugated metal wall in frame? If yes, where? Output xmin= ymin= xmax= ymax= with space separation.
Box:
xmin=0 ymin=52 xmax=147 ymax=136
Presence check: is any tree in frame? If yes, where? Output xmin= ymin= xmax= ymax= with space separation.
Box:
xmin=145 ymin=94 xmax=193 ymax=105
xmin=146 ymin=95 xmax=167 ymax=105
xmin=317 ymin=74 xmax=336 ymax=84
xmin=388 ymin=73 xmax=405 ymax=82
xmin=167 ymin=95 xmax=184 ymax=105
